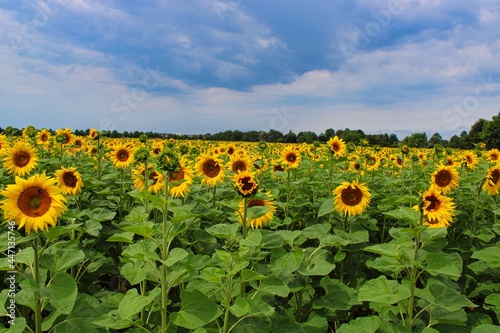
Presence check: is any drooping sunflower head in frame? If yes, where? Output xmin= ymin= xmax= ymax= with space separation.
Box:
xmin=281 ymin=146 xmax=301 ymax=169
xmin=2 ymin=141 xmax=39 ymax=176
xmin=109 ymin=144 xmax=135 ymax=168
xmin=431 ymin=165 xmax=459 ymax=194
xmin=237 ymin=192 xmax=276 ymax=229
xmin=195 ymin=154 xmax=225 ymax=187
xmin=333 ymin=180 xmax=371 ymax=217
xmin=482 ymin=165 xmax=500 ymax=196
xmin=0 ymin=173 xmax=67 ymax=234
xmin=327 ymin=136 xmax=346 ymax=156
xmin=55 ymin=167 xmax=84 ymax=195
xmin=234 ymin=170 xmax=258 ymax=197
xmin=421 ymin=185 xmax=455 ymax=228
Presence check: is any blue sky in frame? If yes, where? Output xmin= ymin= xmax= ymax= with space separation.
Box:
xmin=1 ymin=0 xmax=500 ymax=139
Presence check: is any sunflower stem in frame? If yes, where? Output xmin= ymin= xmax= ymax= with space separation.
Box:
xmin=161 ymin=171 xmax=171 ymax=333
xmin=240 ymin=197 xmax=248 ymax=297
xmin=33 ymin=237 xmax=42 ymax=333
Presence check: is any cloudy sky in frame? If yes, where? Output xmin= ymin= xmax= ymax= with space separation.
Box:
xmin=1 ymin=0 xmax=500 ymax=139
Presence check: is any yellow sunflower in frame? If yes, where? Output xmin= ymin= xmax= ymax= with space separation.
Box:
xmin=227 ymin=154 xmax=253 ymax=174
xmin=54 ymin=167 xmax=84 ymax=195
xmin=486 ymin=149 xmax=500 ymax=163
xmin=72 ymin=136 xmax=85 ymax=152
xmin=421 ymin=185 xmax=456 ymax=228
xmin=364 ymin=154 xmax=380 ymax=171
xmin=237 ymin=193 xmax=276 ymax=229
xmin=195 ymin=154 xmax=225 ymax=187
xmin=109 ymin=144 xmax=135 ymax=168
xmin=430 ymin=165 xmax=459 ymax=194
xmin=150 ymin=141 xmax=164 ymax=158
xmin=36 ymin=129 xmax=51 ymax=146
xmin=333 ymin=180 xmax=371 ymax=217
xmin=327 ymin=136 xmax=346 ymax=156
xmin=462 ymin=151 xmax=479 ymax=169
xmin=87 ymin=128 xmax=99 ymax=140
xmin=169 ymin=156 xmax=194 ymax=198
xmin=0 ymin=134 xmax=10 ymax=157
xmin=55 ymin=128 xmax=75 ymax=145
xmin=482 ymin=164 xmax=500 ymax=196
xmin=225 ymin=144 xmax=237 ymax=156
xmin=132 ymin=164 xmax=164 ymax=193
xmin=2 ymin=141 xmax=39 ymax=176
xmin=234 ymin=170 xmax=258 ymax=197
xmin=281 ymin=146 xmax=301 ymax=169
xmin=0 ymin=173 xmax=67 ymax=234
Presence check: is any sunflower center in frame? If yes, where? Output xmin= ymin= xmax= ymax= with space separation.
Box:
xmin=232 ymin=161 xmax=246 ymax=173
xmin=491 ymin=153 xmax=498 ymax=161
xmin=286 ymin=153 xmax=297 ymax=163
xmin=63 ymin=133 xmax=71 ymax=144
xmin=227 ymin=147 xmax=235 ymax=155
xmin=248 ymin=199 xmax=264 ymax=208
xmin=425 ymin=195 xmax=440 ymax=212
xmin=41 ymin=134 xmax=48 ymax=142
xmin=435 ymin=170 xmax=452 ymax=187
xmin=203 ymin=160 xmax=220 ymax=178
xmin=341 ymin=186 xmax=363 ymax=206
xmin=273 ymin=165 xmax=284 ymax=172
xmin=14 ymin=151 xmax=31 ymax=167
xmin=169 ymin=169 xmax=185 ymax=182
xmin=239 ymin=176 xmax=255 ymax=192
xmin=75 ymin=140 xmax=83 ymax=148
xmin=491 ymin=169 xmax=500 ymax=184
xmin=117 ymin=149 xmax=129 ymax=162
xmin=332 ymin=144 xmax=339 ymax=152
xmin=63 ymin=172 xmax=77 ymax=188
xmin=17 ymin=187 xmax=51 ymax=217
xmin=367 ymin=157 xmax=376 ymax=166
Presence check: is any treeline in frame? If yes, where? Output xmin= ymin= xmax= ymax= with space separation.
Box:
xmin=1 ymin=111 xmax=499 ymax=148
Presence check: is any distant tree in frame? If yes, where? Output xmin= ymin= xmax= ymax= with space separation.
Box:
xmin=243 ymin=130 xmax=259 ymax=142
xmin=284 ymin=130 xmax=297 ymax=143
xmin=403 ymin=132 xmax=428 ymax=148
xmin=266 ymin=129 xmax=284 ymax=142
xmin=296 ymin=131 xmax=318 ymax=144
xmin=483 ymin=111 xmax=500 ymax=149
xmin=324 ymin=128 xmax=336 ymax=139
xmin=467 ymin=118 xmax=489 ymax=146
xmin=428 ymin=133 xmax=443 ymax=148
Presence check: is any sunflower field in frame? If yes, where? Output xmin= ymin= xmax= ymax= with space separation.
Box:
xmin=1 ymin=127 xmax=500 ymax=333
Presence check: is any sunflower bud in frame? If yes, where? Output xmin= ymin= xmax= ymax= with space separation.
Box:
xmin=134 ymin=146 xmax=150 ymax=164
xmin=55 ymin=134 xmax=67 ymax=143
xmin=258 ymin=141 xmax=268 ymax=151
xmin=157 ymin=150 xmax=180 ymax=172
xmin=139 ymin=134 xmax=148 ymax=143
xmin=25 ymin=125 xmax=37 ymax=139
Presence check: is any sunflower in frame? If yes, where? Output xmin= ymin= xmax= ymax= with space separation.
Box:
xmin=195 ymin=154 xmax=225 ymax=187
xmin=225 ymin=144 xmax=237 ymax=156
xmin=54 ymin=167 xmax=84 ymax=195
xmin=87 ymin=128 xmax=99 ymax=140
xmin=169 ymin=156 xmax=194 ymax=198
xmin=0 ymin=134 xmax=10 ymax=156
xmin=150 ymin=141 xmax=164 ymax=158
xmin=327 ymin=136 xmax=346 ymax=156
xmin=421 ymin=185 xmax=456 ymax=228
xmin=36 ymin=129 xmax=51 ymax=146
xmin=486 ymin=149 xmax=500 ymax=163
xmin=132 ymin=164 xmax=164 ymax=193
xmin=55 ymin=128 xmax=75 ymax=145
xmin=109 ymin=144 xmax=135 ymax=168
xmin=72 ymin=136 xmax=85 ymax=152
xmin=237 ymin=193 xmax=276 ymax=229
xmin=430 ymin=165 xmax=459 ymax=194
xmin=2 ymin=141 xmax=39 ymax=176
xmin=234 ymin=170 xmax=258 ymax=197
xmin=333 ymin=180 xmax=371 ymax=217
xmin=462 ymin=151 xmax=478 ymax=169
xmin=0 ymin=173 xmax=67 ymax=234
xmin=227 ymin=154 xmax=253 ymax=174
xmin=482 ymin=164 xmax=500 ymax=196
xmin=281 ymin=146 xmax=301 ymax=169
xmin=364 ymin=154 xmax=380 ymax=171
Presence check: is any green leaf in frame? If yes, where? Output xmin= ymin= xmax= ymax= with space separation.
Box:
xmin=45 ymin=224 xmax=82 ymax=242
xmin=298 ymin=248 xmax=336 ymax=276
xmin=364 ymin=243 xmax=402 ymax=258
xmin=425 ymin=252 xmax=462 ymax=280
xmin=417 ymin=279 xmax=476 ymax=312
xmin=206 ymin=223 xmax=240 ymax=239
xmin=230 ymin=296 xmax=250 ymax=317
xmin=92 ymin=312 xmax=135 ymax=330
xmin=120 ymin=259 xmax=149 ymax=285
xmin=40 ymin=272 xmax=77 ymax=314
xmin=170 ymin=290 xmax=222 ymax=329
xmin=40 ymin=241 xmax=86 ymax=273
xmin=48 ymin=294 xmax=102 ymax=333
xmin=471 ymin=246 xmax=500 ymax=268
xmin=165 ymin=247 xmax=189 ymax=266
xmin=484 ymin=293 xmax=500 ymax=322
xmin=270 ymin=247 xmax=304 ymax=276
xmin=241 ymin=230 xmax=262 ymax=247
xmin=122 ymin=222 xmax=156 ymax=238
xmin=117 ymin=289 xmax=151 ymax=319
xmin=313 ymin=278 xmax=359 ymax=314
xmin=15 ymin=247 xmax=35 ymax=266
xmin=271 ymin=314 xmax=305 ymax=333
xmin=86 ymin=207 xmax=116 ymax=222
xmin=318 ymin=198 xmax=335 ymax=217
xmin=5 ymin=317 xmax=26 ymax=333
xmin=358 ymin=276 xmax=411 ymax=304
xmin=472 ymin=324 xmax=500 ymax=333
xmin=252 ymin=276 xmax=290 ymax=297
xmin=106 ymin=231 xmax=135 ymax=243
xmin=121 ymin=240 xmax=159 ymax=261
xmin=384 ymin=206 xmax=420 ymax=224
xmin=336 ymin=316 xmax=381 ymax=333
xmin=240 ymin=269 xmax=267 ymax=282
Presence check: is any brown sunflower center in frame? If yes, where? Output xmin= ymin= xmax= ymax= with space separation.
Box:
xmin=331 ymin=144 xmax=340 ymax=152
xmin=75 ymin=140 xmax=83 ymax=148
xmin=203 ymin=159 xmax=220 ymax=178
xmin=491 ymin=153 xmax=499 ymax=161
xmin=227 ymin=147 xmax=235 ymax=155
xmin=248 ymin=199 xmax=264 ymax=208
xmin=466 ymin=155 xmax=473 ymax=164
xmin=63 ymin=172 xmax=77 ymax=188
xmin=232 ymin=161 xmax=247 ymax=173
xmin=286 ymin=153 xmax=297 ymax=163
xmin=14 ymin=151 xmax=31 ymax=167
xmin=40 ymin=134 xmax=48 ymax=142
xmin=490 ymin=169 xmax=500 ymax=184
xmin=169 ymin=169 xmax=185 ymax=182
xmin=435 ymin=170 xmax=452 ymax=187
xmin=239 ymin=176 xmax=255 ymax=192
xmin=273 ymin=165 xmax=284 ymax=172
xmin=117 ymin=149 xmax=129 ymax=162
xmin=367 ymin=157 xmax=376 ymax=166
xmin=341 ymin=186 xmax=363 ymax=206
xmin=425 ymin=195 xmax=440 ymax=212
xmin=17 ymin=187 xmax=51 ymax=217
xmin=63 ymin=133 xmax=71 ymax=144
